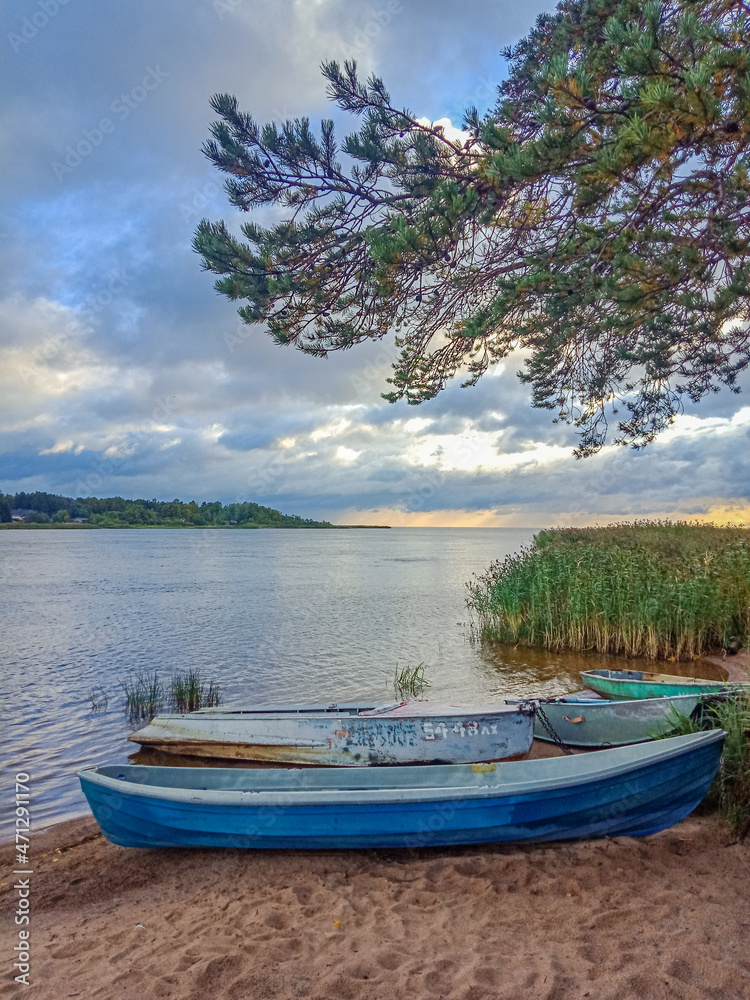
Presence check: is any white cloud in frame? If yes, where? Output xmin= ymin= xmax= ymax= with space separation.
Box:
xmin=310 ymin=418 xmax=352 ymax=442
xmin=334 ymin=445 xmax=361 ymax=463
xmin=657 ymin=406 xmax=750 ymax=443
xmin=403 ymin=425 xmax=569 ymax=473
xmin=416 ymin=116 xmax=470 ymax=145
xmin=403 ymin=417 xmax=433 ymax=433
xmin=39 ymin=440 xmax=76 ymax=455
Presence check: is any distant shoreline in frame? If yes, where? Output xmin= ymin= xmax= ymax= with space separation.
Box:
xmin=0 ymin=522 xmax=392 ymax=530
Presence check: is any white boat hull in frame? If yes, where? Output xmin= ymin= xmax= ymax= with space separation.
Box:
xmin=129 ymin=701 xmax=534 ymax=765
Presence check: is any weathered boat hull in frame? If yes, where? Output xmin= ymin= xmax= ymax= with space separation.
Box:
xmin=79 ymin=730 xmax=725 ymax=850
xmin=129 ymin=702 xmax=534 ymax=766
xmin=580 ymin=669 xmax=748 ymax=701
xmin=506 ymin=692 xmax=703 ymax=747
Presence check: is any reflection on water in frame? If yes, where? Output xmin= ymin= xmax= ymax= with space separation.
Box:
xmin=473 ymin=637 xmax=727 ymax=688
xmin=0 ymin=527 xmax=728 ymax=837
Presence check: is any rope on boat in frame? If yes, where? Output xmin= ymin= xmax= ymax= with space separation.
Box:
xmin=517 ymin=699 xmax=574 ymax=755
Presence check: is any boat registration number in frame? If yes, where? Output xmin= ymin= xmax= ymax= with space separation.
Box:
xmin=422 ymin=721 xmax=499 ymax=740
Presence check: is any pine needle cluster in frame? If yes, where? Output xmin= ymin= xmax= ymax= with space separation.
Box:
xmin=195 ymin=1 xmax=750 ymax=455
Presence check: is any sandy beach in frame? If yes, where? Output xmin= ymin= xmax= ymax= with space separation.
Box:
xmin=2 ymin=793 xmax=749 ymax=1000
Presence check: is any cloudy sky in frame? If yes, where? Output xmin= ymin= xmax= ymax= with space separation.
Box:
xmin=2 ymin=0 xmax=749 ymax=526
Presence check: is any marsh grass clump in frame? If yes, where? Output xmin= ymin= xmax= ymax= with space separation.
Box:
xmin=394 ymin=662 xmax=430 ymax=700
xmin=89 ymin=686 xmax=108 ymax=712
xmin=169 ymin=669 xmax=221 ymax=713
xmin=661 ymin=694 xmax=750 ymax=836
xmin=467 ymin=521 xmax=750 ymax=661
xmin=122 ymin=668 xmax=220 ymax=720
xmin=122 ymin=671 xmax=164 ymax=722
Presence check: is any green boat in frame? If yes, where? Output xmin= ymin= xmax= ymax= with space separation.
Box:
xmin=581 ymin=668 xmax=749 ymax=701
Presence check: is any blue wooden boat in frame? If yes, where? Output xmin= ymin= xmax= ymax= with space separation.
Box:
xmin=581 ymin=668 xmax=749 ymax=700
xmin=78 ymin=730 xmax=725 ymax=849
xmin=506 ymin=691 xmax=705 ymax=747
xmin=128 ymin=700 xmax=534 ymax=765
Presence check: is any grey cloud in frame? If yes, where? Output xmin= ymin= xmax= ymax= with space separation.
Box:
xmin=2 ymin=0 xmax=749 ymax=524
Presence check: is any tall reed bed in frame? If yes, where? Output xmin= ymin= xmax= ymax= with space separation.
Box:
xmin=467 ymin=521 xmax=750 ymax=660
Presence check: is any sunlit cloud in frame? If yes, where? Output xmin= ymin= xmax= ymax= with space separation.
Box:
xmin=416 ymin=116 xmax=470 ymax=145
xmin=403 ymin=427 xmax=570 ymax=473
xmin=657 ymin=407 xmax=750 ymax=442
xmin=39 ymin=440 xmax=76 ymax=456
xmin=310 ymin=418 xmax=353 ymax=442
xmin=334 ymin=445 xmax=361 ymax=464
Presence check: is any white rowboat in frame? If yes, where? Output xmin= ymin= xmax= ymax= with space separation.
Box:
xmin=129 ymin=700 xmax=534 ymax=766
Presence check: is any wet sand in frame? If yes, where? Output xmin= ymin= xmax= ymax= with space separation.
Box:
xmin=699 ymin=648 xmax=750 ymax=683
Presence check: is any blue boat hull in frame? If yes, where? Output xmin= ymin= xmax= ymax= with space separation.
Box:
xmin=79 ymin=731 xmax=725 ymax=850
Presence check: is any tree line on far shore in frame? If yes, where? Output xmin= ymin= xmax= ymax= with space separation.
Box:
xmin=0 ymin=490 xmax=334 ymax=529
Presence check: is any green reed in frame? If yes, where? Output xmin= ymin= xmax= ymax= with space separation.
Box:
xmin=89 ymin=686 xmax=109 ymax=712
xmin=121 ymin=668 xmax=220 ymax=720
xmin=122 ymin=670 xmax=164 ymax=722
xmin=393 ymin=661 xmax=430 ymax=699
xmin=467 ymin=521 xmax=750 ymax=661
xmin=169 ymin=669 xmax=221 ymax=713
xmin=660 ymin=693 xmax=750 ymax=836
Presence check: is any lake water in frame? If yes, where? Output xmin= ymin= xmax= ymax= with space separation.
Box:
xmin=0 ymin=527 xmax=682 ymax=838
